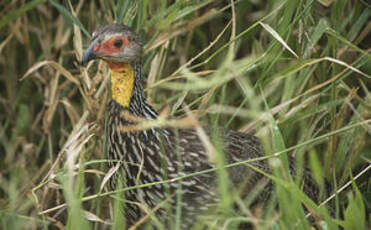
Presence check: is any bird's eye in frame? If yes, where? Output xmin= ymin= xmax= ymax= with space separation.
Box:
xmin=113 ymin=39 xmax=123 ymax=48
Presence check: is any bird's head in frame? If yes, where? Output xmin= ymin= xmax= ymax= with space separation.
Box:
xmin=81 ymin=24 xmax=142 ymax=69
xmin=82 ymin=24 xmax=143 ymax=107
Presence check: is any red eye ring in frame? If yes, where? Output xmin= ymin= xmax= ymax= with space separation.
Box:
xmin=96 ymin=36 xmax=129 ymax=54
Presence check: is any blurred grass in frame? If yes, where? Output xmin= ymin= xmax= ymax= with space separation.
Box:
xmin=0 ymin=0 xmax=370 ymax=229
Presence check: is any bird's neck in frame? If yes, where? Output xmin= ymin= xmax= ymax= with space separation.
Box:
xmin=108 ymin=61 xmax=156 ymax=118
xmin=109 ymin=62 xmax=135 ymax=107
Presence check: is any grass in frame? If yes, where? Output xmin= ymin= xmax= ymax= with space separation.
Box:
xmin=0 ymin=0 xmax=370 ymax=229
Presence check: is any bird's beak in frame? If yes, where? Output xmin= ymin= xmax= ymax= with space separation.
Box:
xmin=81 ymin=39 xmax=102 ymax=65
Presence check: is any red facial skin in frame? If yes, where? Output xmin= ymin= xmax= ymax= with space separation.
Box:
xmin=93 ymin=35 xmax=130 ymax=69
xmin=106 ymin=61 xmax=127 ymax=69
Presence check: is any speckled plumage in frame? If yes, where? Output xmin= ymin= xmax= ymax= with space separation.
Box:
xmin=103 ymin=60 xmax=270 ymax=228
xmin=107 ymin=99 xmax=269 ymax=228
xmin=82 ymin=24 xmax=323 ymax=229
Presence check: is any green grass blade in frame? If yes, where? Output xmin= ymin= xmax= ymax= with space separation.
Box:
xmin=0 ymin=0 xmax=47 ymax=30
xmin=49 ymin=0 xmax=91 ymax=38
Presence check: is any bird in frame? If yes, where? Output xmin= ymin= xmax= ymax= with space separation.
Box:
xmin=81 ymin=24 xmax=321 ymax=229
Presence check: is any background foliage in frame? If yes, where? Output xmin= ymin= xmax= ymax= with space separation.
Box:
xmin=0 ymin=0 xmax=370 ymax=229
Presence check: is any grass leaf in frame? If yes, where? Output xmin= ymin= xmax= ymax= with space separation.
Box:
xmin=0 ymin=0 xmax=47 ymax=30
xmin=49 ymin=0 xmax=91 ymax=38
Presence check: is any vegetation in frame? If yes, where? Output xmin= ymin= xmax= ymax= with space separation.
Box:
xmin=0 ymin=0 xmax=370 ymax=229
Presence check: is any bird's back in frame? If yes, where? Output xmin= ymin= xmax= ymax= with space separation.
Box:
xmin=107 ymin=100 xmax=269 ymax=226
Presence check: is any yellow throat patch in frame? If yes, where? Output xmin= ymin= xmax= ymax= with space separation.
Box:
xmin=110 ymin=63 xmax=135 ymax=107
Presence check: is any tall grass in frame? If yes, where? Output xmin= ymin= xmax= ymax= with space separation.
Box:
xmin=0 ymin=0 xmax=370 ymax=229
